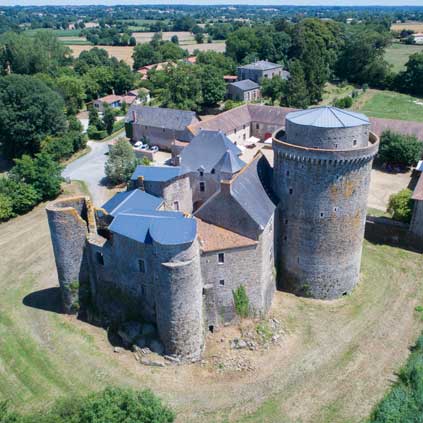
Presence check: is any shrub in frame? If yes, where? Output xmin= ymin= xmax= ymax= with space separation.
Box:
xmin=105 ymin=138 xmax=138 ymax=185
xmin=387 ymin=189 xmax=413 ymax=223
xmin=87 ymin=126 xmax=107 ymax=140
xmin=233 ymin=285 xmax=249 ymax=318
xmin=0 ymin=178 xmax=40 ymax=215
xmin=378 ymin=130 xmax=422 ymax=167
xmin=41 ymin=135 xmax=74 ymax=161
xmin=334 ymin=96 xmax=353 ymax=108
xmin=113 ymin=120 xmax=125 ymax=132
xmin=0 ymin=193 xmax=14 ymax=221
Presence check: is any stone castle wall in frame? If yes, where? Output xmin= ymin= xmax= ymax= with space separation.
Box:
xmin=273 ymin=131 xmax=379 ymax=299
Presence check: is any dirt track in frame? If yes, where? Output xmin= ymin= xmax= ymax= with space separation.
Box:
xmin=0 ymin=184 xmax=422 ymax=422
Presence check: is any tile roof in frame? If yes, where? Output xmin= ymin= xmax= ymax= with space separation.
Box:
xmin=180 ymin=130 xmax=242 ymax=173
xmin=196 ymin=218 xmax=257 ymax=252
xmin=130 ymin=165 xmax=184 ymax=183
xmin=412 ymin=173 xmax=423 ymax=201
xmin=286 ymin=107 xmax=369 ymax=128
xmin=109 ymin=209 xmax=197 ymax=245
xmin=96 ymin=94 xmax=122 ymax=104
xmin=229 ymin=79 xmax=260 ymax=91
xmin=126 ymin=105 xmax=198 ymax=131
xmin=101 ymin=189 xmax=162 ymax=217
xmin=238 ymin=60 xmax=282 ymax=71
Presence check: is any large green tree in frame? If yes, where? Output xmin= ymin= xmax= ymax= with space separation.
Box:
xmin=56 ymin=75 xmax=86 ymax=115
xmin=378 ymin=130 xmax=422 ymax=167
xmin=394 ymin=52 xmax=423 ymax=97
xmin=0 ymin=74 xmax=66 ymax=159
xmin=105 ymin=139 xmax=138 ymax=184
xmin=132 ymin=43 xmax=161 ymax=69
xmin=282 ymin=60 xmax=309 ymax=108
xmin=200 ymin=65 xmax=226 ymax=107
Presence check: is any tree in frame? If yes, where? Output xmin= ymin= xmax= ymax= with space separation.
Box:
xmin=171 ymin=35 xmax=179 ymax=44
xmin=132 ymin=43 xmax=161 ymax=69
xmin=226 ymin=26 xmax=259 ymax=63
xmin=105 ymin=139 xmax=138 ymax=184
xmin=88 ymin=106 xmax=103 ymax=129
xmin=56 ymin=75 xmax=86 ymax=115
xmin=261 ymin=76 xmax=286 ymax=104
xmin=112 ymin=61 xmax=135 ymax=94
xmin=103 ymin=105 xmax=115 ymax=135
xmin=10 ymin=152 xmax=63 ymax=200
xmin=196 ymin=51 xmax=236 ymax=75
xmin=394 ymin=52 xmax=423 ymax=97
xmin=0 ymin=74 xmax=66 ymax=159
xmin=158 ymin=42 xmax=187 ymax=62
xmin=388 ymin=189 xmax=413 ymax=223
xmin=378 ymin=130 xmax=422 ymax=167
xmin=195 ymin=32 xmax=204 ymax=44
xmin=129 ymin=36 xmax=136 ymax=47
xmin=282 ymin=61 xmax=309 ymax=108
xmin=0 ymin=193 xmax=14 ymax=221
xmin=199 ymin=65 xmax=226 ymax=107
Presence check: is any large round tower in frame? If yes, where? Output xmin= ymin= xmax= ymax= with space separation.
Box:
xmin=273 ymin=107 xmax=379 ymax=299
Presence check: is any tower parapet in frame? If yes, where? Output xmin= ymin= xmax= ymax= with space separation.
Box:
xmin=273 ymin=107 xmax=379 ymax=299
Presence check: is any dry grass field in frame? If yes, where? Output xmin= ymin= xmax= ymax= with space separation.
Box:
xmin=391 ymin=21 xmax=423 ymax=32
xmin=68 ymin=39 xmax=225 ymax=66
xmin=1 ymin=181 xmax=423 ymax=422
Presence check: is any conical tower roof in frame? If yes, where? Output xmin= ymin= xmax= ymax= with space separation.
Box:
xmin=214 ymin=149 xmax=246 ymax=175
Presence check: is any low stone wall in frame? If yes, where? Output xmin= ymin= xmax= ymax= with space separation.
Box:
xmin=365 ymin=216 xmax=423 ymax=253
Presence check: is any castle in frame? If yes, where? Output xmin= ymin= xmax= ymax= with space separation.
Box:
xmin=46 ymin=106 xmax=379 ymax=361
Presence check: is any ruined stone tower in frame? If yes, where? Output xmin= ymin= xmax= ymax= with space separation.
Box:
xmin=273 ymin=107 xmax=379 ymax=299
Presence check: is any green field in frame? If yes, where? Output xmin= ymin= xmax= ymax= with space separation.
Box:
xmin=384 ymin=43 xmax=423 ymax=72
xmin=358 ymin=91 xmax=423 ymax=122
xmin=24 ymin=28 xmax=82 ymax=37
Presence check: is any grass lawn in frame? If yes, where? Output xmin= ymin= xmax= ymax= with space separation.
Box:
xmin=24 ymin=28 xmax=82 ymax=37
xmin=384 ymin=43 xmax=423 ymax=72
xmin=319 ymin=82 xmax=356 ymax=106
xmin=357 ymin=90 xmax=423 ymax=122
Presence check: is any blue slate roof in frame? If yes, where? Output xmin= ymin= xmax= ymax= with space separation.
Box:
xmin=286 ymin=107 xmax=369 ymax=128
xmin=214 ymin=149 xmax=246 ymax=174
xmin=229 ymin=79 xmax=259 ymax=92
xmin=102 ymin=189 xmax=162 ymax=217
xmin=109 ymin=209 xmax=196 ymax=245
xmin=180 ymin=130 xmax=243 ymax=174
xmin=230 ymin=154 xmax=276 ymax=229
xmin=130 ymin=165 xmax=184 ymax=183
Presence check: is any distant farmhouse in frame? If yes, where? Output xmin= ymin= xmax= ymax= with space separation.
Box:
xmin=93 ymin=89 xmax=149 ymax=113
xmin=47 ymin=106 xmax=381 ymax=361
xmin=411 ymin=33 xmax=423 ymax=44
xmin=237 ymin=60 xmax=290 ymax=83
xmin=227 ymin=79 xmax=261 ymax=102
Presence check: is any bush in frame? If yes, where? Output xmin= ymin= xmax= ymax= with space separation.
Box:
xmin=0 ymin=193 xmax=14 ymax=222
xmin=378 ymin=130 xmax=422 ymax=167
xmin=105 ymin=138 xmax=138 ymax=185
xmin=233 ymin=285 xmax=250 ymax=318
xmin=0 ymin=178 xmax=40 ymax=215
xmin=387 ymin=189 xmax=413 ymax=223
xmin=0 ymin=387 xmax=174 ymax=423
xmin=10 ymin=152 xmax=63 ymax=200
xmin=87 ymin=125 xmax=107 ymax=140
xmin=334 ymin=96 xmax=353 ymax=108
xmin=113 ymin=120 xmax=125 ymax=132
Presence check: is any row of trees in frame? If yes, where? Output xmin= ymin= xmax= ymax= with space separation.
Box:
xmin=0 ymin=387 xmax=174 ymax=423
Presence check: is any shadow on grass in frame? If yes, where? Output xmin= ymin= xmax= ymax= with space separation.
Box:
xmin=22 ymin=287 xmax=63 ymax=314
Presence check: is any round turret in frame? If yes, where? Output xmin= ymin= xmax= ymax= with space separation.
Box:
xmin=272 ymin=107 xmax=379 ymax=299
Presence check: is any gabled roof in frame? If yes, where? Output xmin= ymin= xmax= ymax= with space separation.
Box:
xmin=214 ymin=149 xmax=245 ymax=175
xmin=109 ymin=209 xmax=196 ymax=245
xmin=229 ymin=79 xmax=259 ymax=91
xmin=101 ymin=189 xmax=162 ymax=217
xmin=180 ymin=130 xmax=242 ymax=173
xmin=238 ymin=60 xmax=282 ymax=71
xmin=95 ymin=94 xmax=122 ymax=104
xmin=130 ymin=165 xmax=184 ymax=183
xmin=286 ymin=106 xmax=369 ymax=128
xmin=126 ymin=105 xmax=198 ymax=131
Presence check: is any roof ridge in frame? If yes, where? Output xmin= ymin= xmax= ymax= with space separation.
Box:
xmin=329 ymin=107 xmax=346 ymax=128
xmin=110 ymin=190 xmax=137 ymax=215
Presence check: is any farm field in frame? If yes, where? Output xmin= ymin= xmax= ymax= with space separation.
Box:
xmin=1 ymin=182 xmax=423 ymax=423
xmin=68 ymin=41 xmax=225 ymax=66
xmin=357 ymin=90 xmax=423 ymax=122
xmin=391 ymin=21 xmax=423 ymax=32
xmin=384 ymin=42 xmax=423 ymax=72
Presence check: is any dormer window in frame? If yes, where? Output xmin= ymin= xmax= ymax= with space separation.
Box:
xmin=211 ymin=168 xmax=215 ymax=174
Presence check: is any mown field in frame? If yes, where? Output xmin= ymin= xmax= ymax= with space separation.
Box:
xmin=1 ymin=181 xmax=423 ymax=423
xmin=391 ymin=21 xmax=423 ymax=32
xmin=357 ymin=90 xmax=423 ymax=122
xmin=384 ymin=43 xmax=423 ymax=72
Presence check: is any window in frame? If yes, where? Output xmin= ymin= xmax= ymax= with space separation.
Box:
xmin=219 ymin=279 xmax=225 ymax=286
xmin=218 ymin=253 xmax=224 ymax=264
xmin=285 ymin=219 xmax=288 ymax=224
xmin=141 ymin=285 xmax=146 ymax=295
xmin=173 ymin=201 xmax=179 ymax=211
xmin=289 ymin=188 xmax=293 ymax=195
xmin=284 ymin=236 xmax=287 ymax=241
xmin=256 ymin=123 xmax=259 ymax=129
xmin=286 ymin=170 xmax=290 ymax=176
xmin=243 ymin=124 xmax=245 ymax=130
xmin=199 ymin=170 xmax=204 ymax=177
xmin=234 ymin=128 xmax=237 ymax=134
xmin=211 ymin=168 xmax=215 ymax=174
xmin=96 ymin=252 xmax=104 ymax=265
xmin=199 ymin=182 xmax=205 ymax=192
xmin=243 ymin=134 xmax=246 ymax=141
xmin=353 ymin=140 xmax=357 ymax=146
xmin=320 ymin=212 xmax=324 ymax=218
xmin=162 ymin=128 xmax=165 ymax=132
xmin=138 ymin=259 xmax=146 ymax=273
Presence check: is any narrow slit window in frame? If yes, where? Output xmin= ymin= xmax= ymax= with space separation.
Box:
xmin=218 ymin=253 xmax=224 ymax=264
xmin=96 ymin=252 xmax=104 ymax=265
xmin=219 ymin=279 xmax=225 ymax=286
xmin=199 ymin=182 xmax=205 ymax=192
xmin=289 ymin=188 xmax=293 ymax=195
xmin=138 ymin=259 xmax=146 ymax=273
